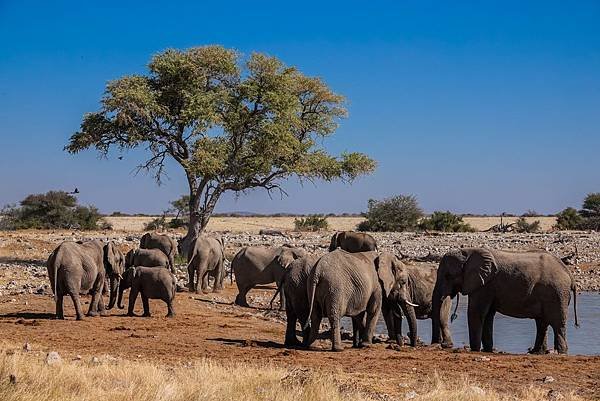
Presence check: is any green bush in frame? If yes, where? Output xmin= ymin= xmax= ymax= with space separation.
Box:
xmin=0 ymin=191 xmax=102 ymax=230
xmin=419 ymin=211 xmax=475 ymax=232
xmin=554 ymin=207 xmax=583 ymax=230
xmin=294 ymin=215 xmax=329 ymax=232
xmin=357 ymin=195 xmax=423 ymax=232
xmin=514 ymin=217 xmax=541 ymax=233
xmin=168 ymin=218 xmax=187 ymax=229
xmin=144 ymin=216 xmax=168 ymax=231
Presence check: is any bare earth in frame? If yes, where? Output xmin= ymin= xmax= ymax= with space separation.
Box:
xmin=0 ymin=219 xmax=599 ymax=399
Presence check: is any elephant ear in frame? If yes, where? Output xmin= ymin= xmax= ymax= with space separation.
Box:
xmin=462 ymin=248 xmax=497 ymax=295
xmin=125 ymin=249 xmax=135 ymax=268
xmin=104 ymin=242 xmax=124 ymax=278
xmin=276 ymin=249 xmax=296 ymax=269
xmin=329 ymin=232 xmax=339 ymax=251
xmin=375 ymin=253 xmax=396 ymax=298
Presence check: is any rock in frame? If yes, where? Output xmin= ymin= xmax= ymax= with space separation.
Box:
xmin=9 ymin=374 xmax=17 ymax=384
xmin=45 ymin=351 xmax=62 ymax=365
xmin=405 ymin=390 xmax=418 ymax=399
xmin=543 ymin=375 xmax=555 ymax=383
xmin=547 ymin=390 xmax=564 ymax=400
xmin=474 ymin=356 xmax=491 ymax=362
xmin=91 ymin=356 xmax=100 ymax=364
xmin=470 ymin=386 xmax=485 ymax=395
xmin=75 ymin=355 xmax=82 ymax=360
xmin=23 ymin=342 xmax=32 ymax=352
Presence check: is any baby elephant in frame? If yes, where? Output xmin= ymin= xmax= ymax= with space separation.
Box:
xmin=118 ymin=266 xmax=176 ymax=318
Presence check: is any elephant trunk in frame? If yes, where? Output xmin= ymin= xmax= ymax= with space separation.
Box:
xmin=399 ymin=301 xmax=418 ymax=346
xmin=117 ymin=280 xmax=126 ymax=309
xmin=107 ymin=276 xmax=119 ymax=310
xmin=431 ymin=284 xmax=444 ymax=345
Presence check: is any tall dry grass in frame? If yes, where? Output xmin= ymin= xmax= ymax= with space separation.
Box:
xmin=0 ymin=348 xmax=586 ymax=401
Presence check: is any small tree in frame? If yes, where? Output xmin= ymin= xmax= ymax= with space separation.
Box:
xmin=294 ymin=215 xmax=329 ymax=231
xmin=419 ymin=211 xmax=475 ymax=232
xmin=580 ymin=193 xmax=600 ymax=230
xmin=66 ymin=46 xmax=375 ymax=250
xmin=514 ymin=217 xmax=541 ymax=233
xmin=555 ymin=207 xmax=583 ymax=230
xmin=357 ymin=195 xmax=423 ymax=232
xmin=170 ymin=195 xmax=190 ymax=221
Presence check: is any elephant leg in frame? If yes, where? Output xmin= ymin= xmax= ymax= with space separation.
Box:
xmin=481 ymin=309 xmax=495 ymax=352
xmin=127 ymin=287 xmax=139 ymax=317
xmin=284 ymin=308 xmax=300 ymax=347
xmin=467 ymin=298 xmax=488 ymax=352
xmin=234 ymin=286 xmax=251 ymax=307
xmin=141 ymin=293 xmax=151 ymax=317
xmin=187 ymin=264 xmax=195 ymax=291
xmin=69 ymin=292 xmax=85 ymax=321
xmin=362 ymin=299 xmax=381 ymax=347
xmin=165 ymin=298 xmax=175 ymax=318
xmin=529 ymin=318 xmax=549 ymax=354
xmin=304 ymin=309 xmax=322 ymax=348
xmin=278 ymin=284 xmax=286 ymax=311
xmin=55 ymin=294 xmax=65 ymax=320
xmin=329 ymin=314 xmax=344 ymax=352
xmin=552 ymin=324 xmax=568 ymax=354
xmin=87 ymin=273 xmax=105 ymax=317
xmin=351 ymin=313 xmax=365 ymax=348
xmin=213 ymin=258 xmax=224 ymax=292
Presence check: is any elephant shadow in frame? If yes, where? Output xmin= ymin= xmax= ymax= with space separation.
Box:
xmin=208 ymin=337 xmax=287 ymax=349
xmin=1 ymin=312 xmax=56 ymax=320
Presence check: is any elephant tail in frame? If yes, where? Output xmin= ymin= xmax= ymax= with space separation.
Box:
xmin=303 ymin=268 xmax=319 ymax=331
xmin=47 ymin=247 xmax=61 ymax=302
xmin=572 ymin=283 xmax=580 ymax=328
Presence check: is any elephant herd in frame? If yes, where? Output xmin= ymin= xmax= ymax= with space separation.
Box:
xmin=46 ymin=230 xmax=579 ymax=354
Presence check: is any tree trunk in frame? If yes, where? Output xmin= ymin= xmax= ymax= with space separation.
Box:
xmin=180 ymin=187 xmax=219 ymax=260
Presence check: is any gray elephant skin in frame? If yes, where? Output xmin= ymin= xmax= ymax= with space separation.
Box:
xmin=118 ymin=266 xmax=176 ymax=318
xmin=46 ymin=240 xmax=124 ymax=320
xmin=280 ymin=255 xmax=319 ymax=347
xmin=125 ymin=248 xmax=170 ymax=269
xmin=305 ymin=250 xmax=382 ymax=351
xmin=329 ymin=231 xmax=377 ymax=252
xmin=432 ymin=248 xmax=579 ymax=354
xmin=232 ymin=245 xmax=306 ymax=308
xmin=186 ymin=235 xmax=225 ymax=293
xmin=377 ymin=252 xmax=453 ymax=347
xmin=140 ymin=232 xmax=178 ymax=273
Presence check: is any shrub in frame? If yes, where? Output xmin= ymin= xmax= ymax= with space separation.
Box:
xmin=144 ymin=216 xmax=168 ymax=231
xmin=514 ymin=217 xmax=541 ymax=233
xmin=0 ymin=191 xmax=102 ymax=230
xmin=168 ymin=218 xmax=187 ymax=229
xmin=294 ymin=215 xmax=329 ymax=232
xmin=579 ymin=193 xmax=600 ymax=230
xmin=554 ymin=207 xmax=583 ymax=230
xmin=357 ymin=195 xmax=423 ymax=232
xmin=521 ymin=209 xmax=539 ymax=217
xmin=419 ymin=211 xmax=475 ymax=232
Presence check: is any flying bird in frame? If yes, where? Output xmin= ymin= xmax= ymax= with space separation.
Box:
xmin=69 ymin=188 xmax=80 ymax=194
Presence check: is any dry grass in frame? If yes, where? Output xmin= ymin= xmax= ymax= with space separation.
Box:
xmin=103 ymin=216 xmax=558 ymax=233
xmin=0 ymin=347 xmax=586 ymax=401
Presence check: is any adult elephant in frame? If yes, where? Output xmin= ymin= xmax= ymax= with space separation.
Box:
xmin=125 ymin=248 xmax=170 ymax=269
xmin=280 ymin=255 xmax=319 ymax=347
xmin=186 ymin=235 xmax=225 ymax=293
xmin=304 ymin=250 xmax=383 ymax=351
xmin=46 ymin=240 xmax=124 ymax=320
xmin=329 ymin=231 xmax=377 ymax=252
xmin=140 ymin=232 xmax=177 ymax=273
xmin=232 ymin=245 xmax=306 ymax=308
xmin=432 ymin=248 xmax=579 ymax=354
xmin=376 ymin=252 xmax=453 ymax=347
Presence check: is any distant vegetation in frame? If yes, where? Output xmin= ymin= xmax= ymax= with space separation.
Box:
xmin=514 ymin=217 xmax=541 ymax=233
xmin=419 ymin=211 xmax=475 ymax=232
xmin=294 ymin=215 xmax=329 ymax=231
xmin=357 ymin=195 xmax=423 ymax=232
xmin=554 ymin=193 xmax=600 ymax=231
xmin=0 ymin=191 xmax=104 ymax=230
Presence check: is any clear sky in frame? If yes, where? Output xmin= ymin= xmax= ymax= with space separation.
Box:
xmin=1 ymin=1 xmax=599 ymax=215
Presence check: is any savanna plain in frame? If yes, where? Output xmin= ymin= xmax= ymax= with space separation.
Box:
xmin=0 ymin=216 xmax=599 ymax=401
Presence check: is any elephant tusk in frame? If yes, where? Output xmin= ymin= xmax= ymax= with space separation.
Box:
xmin=405 ymin=300 xmax=419 ymax=307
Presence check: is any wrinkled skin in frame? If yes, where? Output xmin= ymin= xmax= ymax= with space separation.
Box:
xmin=376 ymin=252 xmax=452 ymax=347
xmin=140 ymin=233 xmax=178 ymax=273
xmin=280 ymin=255 xmax=319 ymax=347
xmin=329 ymin=231 xmax=377 ymax=252
xmin=232 ymin=246 xmax=306 ymax=308
xmin=185 ymin=236 xmax=225 ymax=294
xmin=125 ymin=248 xmax=170 ymax=269
xmin=432 ymin=248 xmax=579 ymax=354
xmin=118 ymin=266 xmax=176 ymax=318
xmin=305 ymin=250 xmax=383 ymax=352
xmin=46 ymin=240 xmax=124 ymax=320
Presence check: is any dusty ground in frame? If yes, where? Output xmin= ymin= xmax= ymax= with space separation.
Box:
xmin=104 ymin=215 xmax=558 ymax=232
xmin=0 ymin=226 xmax=599 ymax=399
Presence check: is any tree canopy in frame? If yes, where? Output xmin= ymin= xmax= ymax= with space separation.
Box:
xmin=66 ymin=46 xmax=375 ymax=242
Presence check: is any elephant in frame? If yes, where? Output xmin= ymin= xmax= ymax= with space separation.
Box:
xmin=140 ymin=232 xmax=178 ymax=273
xmin=232 ymin=245 xmax=307 ymax=308
xmin=305 ymin=250 xmax=383 ymax=351
xmin=376 ymin=252 xmax=453 ymax=347
xmin=117 ymin=266 xmax=176 ymax=318
xmin=432 ymin=248 xmax=579 ymax=354
xmin=279 ymin=255 xmax=319 ymax=347
xmin=186 ymin=235 xmax=225 ymax=293
xmin=46 ymin=240 xmax=124 ymax=320
xmin=329 ymin=231 xmax=377 ymax=252
xmin=125 ymin=248 xmax=170 ymax=269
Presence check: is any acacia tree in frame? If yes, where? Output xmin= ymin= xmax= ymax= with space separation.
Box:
xmin=66 ymin=46 xmax=375 ymax=249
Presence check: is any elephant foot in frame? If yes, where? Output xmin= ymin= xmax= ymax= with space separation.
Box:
xmin=55 ymin=315 xmax=65 ymax=320
xmin=99 ymin=310 xmax=110 ymax=317
xmin=142 ymin=313 xmax=151 ymax=317
xmin=331 ymin=345 xmax=344 ymax=352
xmin=441 ymin=342 xmax=454 ymax=349
xmin=234 ymin=297 xmax=250 ymax=308
xmin=284 ymin=339 xmax=301 ymax=348
xmin=528 ymin=348 xmax=548 ymax=355
xmin=166 ymin=313 xmax=175 ymax=318
xmin=75 ymin=315 xmax=85 ymax=321
xmin=87 ymin=311 xmax=98 ymax=317
xmin=359 ymin=341 xmax=372 ymax=349
xmin=127 ymin=312 xmax=135 ymax=317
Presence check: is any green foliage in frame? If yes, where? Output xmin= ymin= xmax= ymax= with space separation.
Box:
xmin=580 ymin=193 xmax=600 ymax=218
xmin=144 ymin=216 xmax=168 ymax=231
xmin=514 ymin=217 xmax=541 ymax=233
xmin=294 ymin=215 xmax=329 ymax=231
xmin=0 ymin=191 xmax=102 ymax=230
xmin=554 ymin=207 xmax=583 ymax=230
xmin=66 ymin=46 xmax=376 ymax=233
xmin=357 ymin=195 xmax=423 ymax=232
xmin=419 ymin=211 xmax=475 ymax=232
xmin=170 ymin=195 xmax=190 ymax=220
xmin=168 ymin=218 xmax=187 ymax=229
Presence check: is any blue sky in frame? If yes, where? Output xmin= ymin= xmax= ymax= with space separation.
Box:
xmin=1 ymin=1 xmax=599 ymax=215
